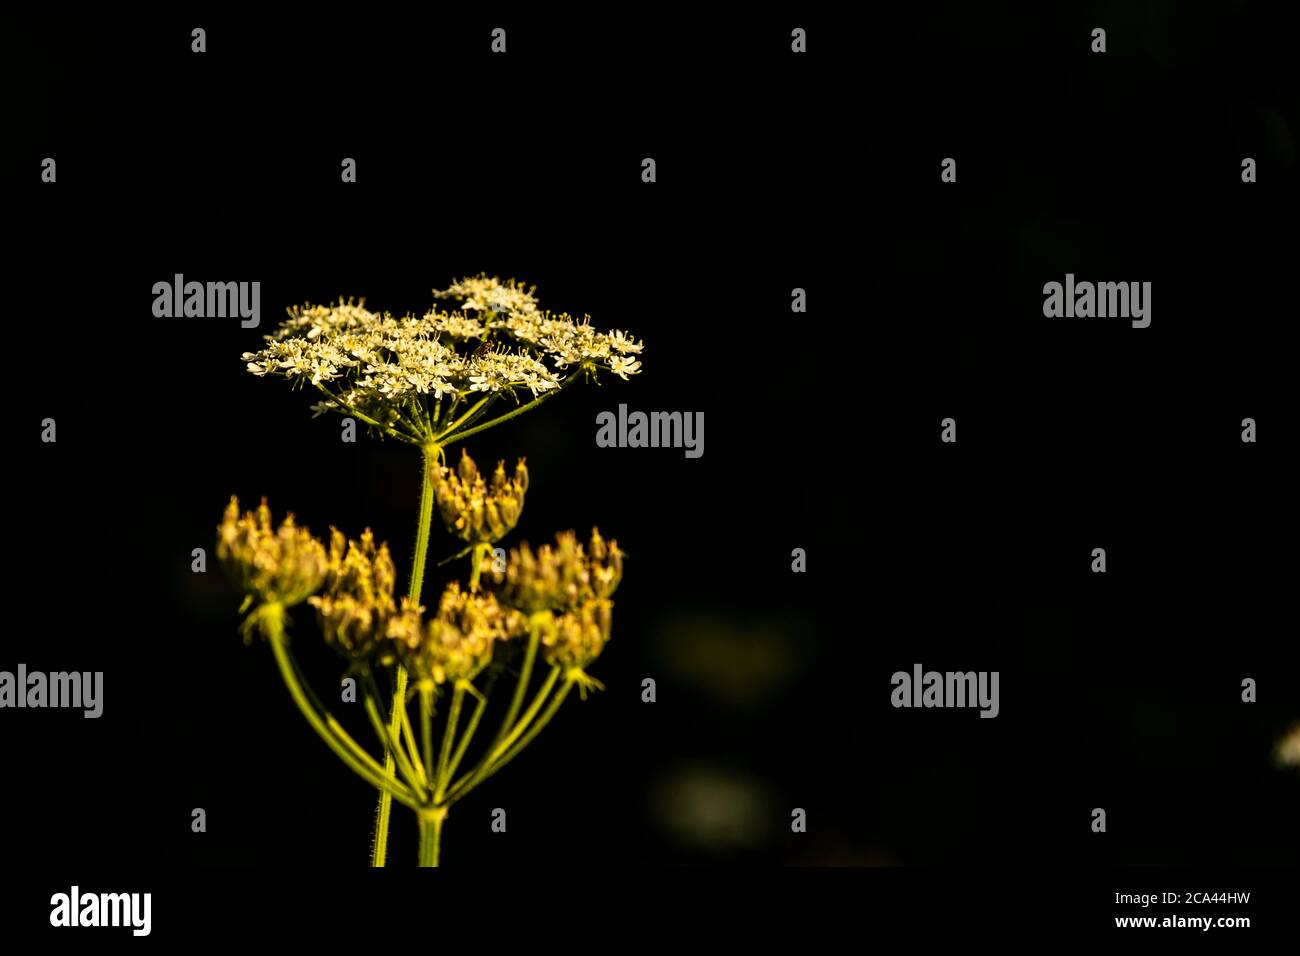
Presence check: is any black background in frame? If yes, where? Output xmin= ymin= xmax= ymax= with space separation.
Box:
xmin=3 ymin=3 xmax=1297 ymax=938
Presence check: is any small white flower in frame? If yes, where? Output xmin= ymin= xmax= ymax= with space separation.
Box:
xmin=433 ymin=274 xmax=541 ymax=317
xmin=429 ymin=310 xmax=485 ymax=339
xmin=608 ymin=330 xmax=643 ymax=355
xmin=608 ymin=356 xmax=642 ymax=379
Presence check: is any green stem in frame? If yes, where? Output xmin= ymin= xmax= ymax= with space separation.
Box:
xmin=474 ymin=679 xmax=575 ymax=788
xmin=363 ymin=677 xmax=426 ymax=794
xmin=445 ymin=685 xmax=487 ymax=783
xmin=436 ymin=543 xmax=476 ymax=568
xmin=443 ymin=393 xmax=463 ymax=425
xmin=412 ymin=396 xmax=433 ymax=436
xmin=283 ymin=652 xmax=388 ymax=781
xmin=493 ymin=622 xmax=540 ymax=747
xmin=408 ymin=447 xmax=439 ymax=604
xmin=397 ymin=689 xmax=424 ymax=771
xmin=418 ymin=808 xmax=447 ymax=867
xmin=447 ymin=666 xmax=561 ymax=803
xmin=468 ymin=542 xmax=490 ymax=593
xmin=453 ymin=394 xmax=500 ymax=432
xmin=262 ymin=609 xmax=418 ymax=809
xmin=438 ymin=373 xmax=580 ymax=448
xmin=313 ymin=382 xmax=420 ymax=444
xmin=421 ymin=685 xmax=435 ymax=785
xmin=494 ymin=666 xmax=561 ymax=758
xmin=371 ymin=443 xmax=440 ymax=866
xmin=434 ymin=394 xmax=494 ymax=441
xmin=434 ymin=681 xmax=466 ymax=801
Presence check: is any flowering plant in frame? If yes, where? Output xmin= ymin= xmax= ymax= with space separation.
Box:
xmin=218 ymin=276 xmax=640 ymax=865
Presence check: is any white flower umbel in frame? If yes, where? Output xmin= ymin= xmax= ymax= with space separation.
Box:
xmin=242 ymin=278 xmax=643 ymax=447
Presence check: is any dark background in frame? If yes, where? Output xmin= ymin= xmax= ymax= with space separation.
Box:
xmin=2 ymin=1 xmax=1296 ymax=906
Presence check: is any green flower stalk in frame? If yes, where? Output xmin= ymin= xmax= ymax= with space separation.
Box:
xmin=220 ymin=276 xmax=639 ymax=865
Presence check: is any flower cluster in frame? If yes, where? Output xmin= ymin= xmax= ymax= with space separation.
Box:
xmin=432 ymin=275 xmax=542 ymax=318
xmin=434 ymin=451 xmax=529 ymax=544
xmin=217 ymin=487 xmax=623 ymax=691
xmin=542 ymin=599 xmax=614 ymax=674
xmin=309 ymin=529 xmax=398 ymax=658
xmin=433 ymin=275 xmax=644 ymax=378
xmin=483 ymin=529 xmax=624 ymax=674
xmin=488 ymin=528 xmax=623 ymax=613
xmin=479 ymin=308 xmax=644 ymax=379
xmin=240 ymin=277 xmax=643 ymax=438
xmin=217 ymin=498 xmax=328 ymax=610
xmin=388 ymin=584 xmax=528 ymax=687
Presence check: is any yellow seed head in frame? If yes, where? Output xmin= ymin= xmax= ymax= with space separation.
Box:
xmin=539 ymin=598 xmax=615 ymax=671
xmin=434 ymin=450 xmax=528 ymax=544
xmin=308 ymin=527 xmax=399 ymax=658
xmin=216 ymin=497 xmax=328 ymax=610
xmin=487 ymin=528 xmax=623 ymax=614
xmin=388 ymin=582 xmax=526 ymax=686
